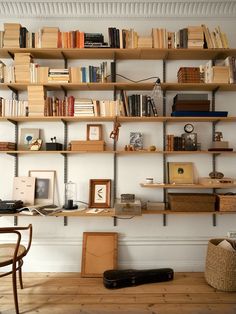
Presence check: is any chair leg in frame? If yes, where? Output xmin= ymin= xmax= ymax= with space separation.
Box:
xmin=18 ymin=261 xmax=24 ymax=289
xmin=12 ymin=266 xmax=20 ymax=314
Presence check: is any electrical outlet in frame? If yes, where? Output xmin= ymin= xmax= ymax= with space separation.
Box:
xmin=227 ymin=231 xmax=236 ymax=238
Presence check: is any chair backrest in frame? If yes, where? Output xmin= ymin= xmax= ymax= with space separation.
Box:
xmin=0 ymin=224 xmax=33 ymax=266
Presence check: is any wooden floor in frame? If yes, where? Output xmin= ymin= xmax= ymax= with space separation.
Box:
xmin=0 ymin=272 xmax=236 ymax=314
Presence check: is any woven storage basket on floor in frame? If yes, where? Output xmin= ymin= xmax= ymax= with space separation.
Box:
xmin=205 ymin=238 xmax=236 ymax=291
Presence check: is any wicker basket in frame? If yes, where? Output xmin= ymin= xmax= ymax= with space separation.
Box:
xmin=205 ymin=238 xmax=236 ymax=291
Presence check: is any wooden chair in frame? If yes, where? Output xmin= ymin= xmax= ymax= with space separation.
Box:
xmin=0 ymin=224 xmax=33 ymax=314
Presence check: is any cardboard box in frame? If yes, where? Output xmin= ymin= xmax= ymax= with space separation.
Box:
xmin=168 ymin=193 xmax=216 ymax=211
xmin=70 ymin=140 xmax=105 ymax=151
xmin=115 ymin=199 xmax=141 ymax=215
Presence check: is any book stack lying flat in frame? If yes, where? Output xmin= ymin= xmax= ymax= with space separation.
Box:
xmin=0 ymin=142 xmax=16 ymax=151
xmin=74 ymin=98 xmax=95 ymax=117
xmin=41 ymin=27 xmax=59 ymax=48
xmin=212 ymin=66 xmax=230 ymax=83
xmin=177 ymin=67 xmax=201 ymax=83
xmin=138 ymin=37 xmax=152 ymax=48
xmin=3 ymin=23 xmax=21 ymax=48
xmin=14 ymin=53 xmax=33 ymax=83
xmin=172 ymin=93 xmax=210 ymax=112
xmin=27 ymin=85 xmax=46 ymax=116
xmin=48 ymin=69 xmax=69 ymax=83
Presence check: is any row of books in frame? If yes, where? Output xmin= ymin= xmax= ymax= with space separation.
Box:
xmin=0 ymin=98 xmax=28 ymax=117
xmin=0 ymin=23 xmax=230 ymax=49
xmin=1 ymin=63 xmax=108 ymax=84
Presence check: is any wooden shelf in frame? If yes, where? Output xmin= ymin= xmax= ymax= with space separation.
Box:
xmin=1 ymin=116 xmax=236 ymax=123
xmin=1 ymin=48 xmax=236 ymax=60
xmin=2 ymin=150 xmax=114 ymax=155
xmin=1 ymin=82 xmax=236 ymax=92
xmin=143 ymin=209 xmax=236 ymax=215
xmin=140 ymin=183 xmax=236 ymax=189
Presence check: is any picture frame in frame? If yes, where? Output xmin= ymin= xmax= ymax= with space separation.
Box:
xmin=87 ymin=124 xmax=103 ymax=141
xmin=19 ymin=128 xmax=40 ymax=150
xmin=81 ymin=232 xmax=118 ymax=277
xmin=89 ymin=179 xmax=111 ymax=208
xmin=28 ymin=170 xmax=55 ymax=205
xmin=168 ymin=162 xmax=194 ymax=184
xmin=130 ymin=132 xmax=143 ymax=150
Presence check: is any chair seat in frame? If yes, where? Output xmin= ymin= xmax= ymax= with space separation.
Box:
xmin=0 ymin=244 xmax=26 ymax=267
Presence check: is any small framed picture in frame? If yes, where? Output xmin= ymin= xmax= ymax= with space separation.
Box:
xmin=130 ymin=132 xmax=143 ymax=150
xmin=29 ymin=170 xmax=55 ymax=205
xmin=168 ymin=162 xmax=194 ymax=184
xmin=19 ymin=128 xmax=40 ymax=150
xmin=87 ymin=124 xmax=103 ymax=141
xmin=89 ymin=179 xmax=111 ymax=208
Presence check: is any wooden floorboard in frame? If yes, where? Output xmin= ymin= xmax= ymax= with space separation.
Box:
xmin=0 ymin=272 xmax=236 ymax=314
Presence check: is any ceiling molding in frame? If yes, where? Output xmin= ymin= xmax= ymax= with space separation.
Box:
xmin=0 ymin=1 xmax=236 ymax=19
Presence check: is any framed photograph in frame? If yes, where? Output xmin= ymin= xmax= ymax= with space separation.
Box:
xmin=87 ymin=124 xmax=103 ymax=141
xmin=19 ymin=128 xmax=40 ymax=150
xmin=89 ymin=179 xmax=111 ymax=208
xmin=28 ymin=170 xmax=55 ymax=205
xmin=168 ymin=162 xmax=194 ymax=184
xmin=81 ymin=232 xmax=118 ymax=277
xmin=130 ymin=132 xmax=143 ymax=150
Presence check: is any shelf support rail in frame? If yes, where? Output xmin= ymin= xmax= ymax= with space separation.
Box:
xmin=62 ymin=119 xmax=68 ymax=226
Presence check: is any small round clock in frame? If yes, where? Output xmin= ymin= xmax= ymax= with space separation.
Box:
xmin=184 ymin=123 xmax=194 ymax=133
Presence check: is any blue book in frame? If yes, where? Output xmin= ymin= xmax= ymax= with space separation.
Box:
xmin=171 ymin=111 xmax=228 ymax=117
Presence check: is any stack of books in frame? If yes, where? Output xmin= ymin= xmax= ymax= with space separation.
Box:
xmin=0 ymin=142 xmax=16 ymax=151
xmin=177 ymin=67 xmax=201 ymax=83
xmin=74 ymin=98 xmax=95 ymax=117
xmin=14 ymin=53 xmax=33 ymax=83
xmin=138 ymin=37 xmax=152 ymax=48
xmin=212 ymin=66 xmax=229 ymax=83
xmin=41 ymin=27 xmax=59 ymax=48
xmin=27 ymin=85 xmax=46 ymax=116
xmin=3 ymin=23 xmax=21 ymax=48
xmin=188 ymin=26 xmax=204 ymax=49
xmin=48 ymin=69 xmax=69 ymax=83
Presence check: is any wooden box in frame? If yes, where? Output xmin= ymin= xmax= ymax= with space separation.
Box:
xmin=168 ymin=193 xmax=216 ymax=211
xmin=115 ymin=199 xmax=142 ymax=216
xmin=70 ymin=140 xmax=105 ymax=151
xmin=216 ymin=194 xmax=236 ymax=212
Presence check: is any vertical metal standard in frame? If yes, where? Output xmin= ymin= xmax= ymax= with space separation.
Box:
xmin=112 ymin=54 xmax=117 ymax=227
xmin=212 ymin=213 xmax=217 ymax=227
xmin=62 ymin=120 xmax=68 ymax=226
xmin=163 ymin=60 xmax=166 ymax=83
xmin=162 ymin=88 xmax=168 ymax=224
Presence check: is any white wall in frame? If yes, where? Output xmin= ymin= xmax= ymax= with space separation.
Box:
xmin=1 ymin=1 xmax=236 ymax=272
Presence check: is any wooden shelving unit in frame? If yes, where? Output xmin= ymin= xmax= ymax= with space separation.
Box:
xmin=1 ymin=46 xmax=236 ymax=226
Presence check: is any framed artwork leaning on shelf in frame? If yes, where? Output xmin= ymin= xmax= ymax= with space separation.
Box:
xmin=89 ymin=179 xmax=111 ymax=208
xmin=19 ymin=128 xmax=40 ymax=150
xmin=29 ymin=170 xmax=56 ymax=205
xmin=168 ymin=162 xmax=194 ymax=184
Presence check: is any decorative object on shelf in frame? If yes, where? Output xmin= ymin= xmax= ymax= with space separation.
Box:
xmin=89 ymin=179 xmax=111 ymax=208
xmin=124 ymin=145 xmax=134 ymax=151
xmin=81 ymin=232 xmax=118 ymax=278
xmin=168 ymin=162 xmax=194 ymax=184
xmin=209 ymin=171 xmax=224 ymax=179
xmin=87 ymin=124 xmax=103 ymax=141
xmin=114 ymin=199 xmax=141 ymax=216
xmin=199 ymin=177 xmax=235 ymax=185
xmin=28 ymin=170 xmax=55 ymax=205
xmin=146 ymin=178 xmax=154 ymax=184
xmin=130 ymin=132 xmax=143 ymax=150
xmin=30 ymin=139 xmax=42 ymax=151
xmin=63 ymin=181 xmax=78 ymax=210
xmin=110 ymin=122 xmax=121 ymax=141
xmin=19 ymin=128 xmax=40 ymax=150
xmin=181 ymin=123 xmax=198 ymax=151
xmin=168 ymin=193 xmax=216 ymax=212
xmin=46 ymin=137 xmax=63 ymax=151
xmin=70 ymin=140 xmax=105 ymax=151
xmin=120 ymin=194 xmax=135 ymax=203
xmin=148 ymin=145 xmax=156 ymax=151
xmin=209 ymin=131 xmax=233 ymax=151
xmin=151 ymin=77 xmax=162 ymax=109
